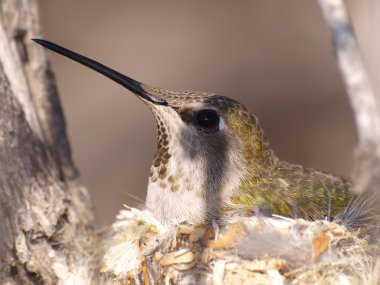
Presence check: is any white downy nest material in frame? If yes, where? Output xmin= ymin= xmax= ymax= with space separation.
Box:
xmin=100 ymin=206 xmax=380 ymax=285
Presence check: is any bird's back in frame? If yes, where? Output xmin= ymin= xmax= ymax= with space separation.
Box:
xmin=232 ymin=160 xmax=353 ymax=220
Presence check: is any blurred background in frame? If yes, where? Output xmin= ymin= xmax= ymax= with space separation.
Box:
xmin=37 ymin=1 xmax=378 ymax=224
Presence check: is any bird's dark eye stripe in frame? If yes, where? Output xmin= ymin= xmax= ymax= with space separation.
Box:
xmin=195 ymin=109 xmax=220 ymax=130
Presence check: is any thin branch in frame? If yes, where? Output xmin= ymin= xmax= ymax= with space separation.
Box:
xmin=317 ymin=0 xmax=380 ymax=199
xmin=317 ymin=0 xmax=380 ymax=153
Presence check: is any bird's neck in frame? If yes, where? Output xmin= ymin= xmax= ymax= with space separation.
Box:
xmin=145 ymin=144 xmax=278 ymax=225
xmin=145 ymin=113 xmax=280 ymax=225
xmin=226 ymin=110 xmax=277 ymax=178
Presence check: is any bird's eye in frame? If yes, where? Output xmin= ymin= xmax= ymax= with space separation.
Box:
xmin=195 ymin=109 xmax=220 ymax=130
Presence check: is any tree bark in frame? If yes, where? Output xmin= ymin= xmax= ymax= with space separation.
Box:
xmin=0 ymin=1 xmax=95 ymax=284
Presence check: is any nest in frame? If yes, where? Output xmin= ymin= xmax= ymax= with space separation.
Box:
xmin=99 ymin=206 xmax=380 ymax=285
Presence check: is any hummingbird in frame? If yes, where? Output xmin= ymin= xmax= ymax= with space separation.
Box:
xmin=33 ymin=39 xmax=354 ymax=226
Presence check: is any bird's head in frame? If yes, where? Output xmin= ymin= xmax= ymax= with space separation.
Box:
xmin=138 ymin=85 xmax=276 ymax=179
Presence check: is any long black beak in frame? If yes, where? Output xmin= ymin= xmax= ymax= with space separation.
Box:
xmin=32 ymin=39 xmax=167 ymax=106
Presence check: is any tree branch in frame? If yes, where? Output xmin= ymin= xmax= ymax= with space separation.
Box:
xmin=317 ymin=0 xmax=380 ymax=196
xmin=0 ymin=0 xmax=96 ymax=284
xmin=317 ymin=0 xmax=380 ymax=149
